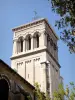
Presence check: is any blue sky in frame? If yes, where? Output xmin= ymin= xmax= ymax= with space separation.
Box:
xmin=0 ymin=0 xmax=75 ymax=86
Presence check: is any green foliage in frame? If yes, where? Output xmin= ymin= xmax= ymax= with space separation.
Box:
xmin=13 ymin=68 xmax=17 ymax=72
xmin=27 ymin=95 xmax=31 ymax=100
xmin=48 ymin=0 xmax=75 ymax=53
xmin=34 ymin=82 xmax=51 ymax=100
xmin=34 ymin=82 xmax=75 ymax=100
xmin=53 ymin=84 xmax=64 ymax=100
xmin=53 ymin=82 xmax=75 ymax=100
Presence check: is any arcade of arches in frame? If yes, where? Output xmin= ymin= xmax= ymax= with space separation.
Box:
xmin=16 ymin=33 xmax=40 ymax=54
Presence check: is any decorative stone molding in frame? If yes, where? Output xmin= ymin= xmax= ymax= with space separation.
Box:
xmin=0 ymin=74 xmax=11 ymax=90
xmin=33 ymin=32 xmax=41 ymax=37
xmin=25 ymin=60 xmax=31 ymax=64
xmin=12 ymin=18 xmax=59 ymax=40
xmin=34 ymin=58 xmax=40 ymax=61
xmin=12 ymin=18 xmax=45 ymax=31
xmin=25 ymin=34 xmax=33 ymax=40
xmin=15 ymin=31 xmax=26 ymax=38
xmin=17 ymin=62 xmax=23 ymax=66
xmin=17 ymin=36 xmax=24 ymax=41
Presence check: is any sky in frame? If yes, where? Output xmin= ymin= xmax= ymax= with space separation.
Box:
xmin=0 ymin=0 xmax=75 ymax=86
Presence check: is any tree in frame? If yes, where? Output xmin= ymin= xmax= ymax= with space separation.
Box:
xmin=48 ymin=0 xmax=75 ymax=53
xmin=34 ymin=82 xmax=75 ymax=100
xmin=34 ymin=82 xmax=51 ymax=100
xmin=53 ymin=82 xmax=75 ymax=100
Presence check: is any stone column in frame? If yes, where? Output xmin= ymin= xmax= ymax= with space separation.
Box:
xmin=33 ymin=59 xmax=35 ymax=85
xmin=44 ymin=32 xmax=47 ymax=47
xmin=13 ymin=39 xmax=17 ymax=55
xmin=47 ymin=61 xmax=52 ymax=98
xmin=40 ymin=62 xmax=47 ymax=93
xmin=39 ymin=32 xmax=43 ymax=47
xmin=40 ymin=30 xmax=47 ymax=47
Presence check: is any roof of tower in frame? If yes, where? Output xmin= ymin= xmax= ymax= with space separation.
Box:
xmin=12 ymin=18 xmax=59 ymax=40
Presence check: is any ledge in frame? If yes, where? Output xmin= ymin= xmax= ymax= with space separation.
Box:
xmin=11 ymin=46 xmax=61 ymax=68
xmin=11 ymin=47 xmax=47 ymax=60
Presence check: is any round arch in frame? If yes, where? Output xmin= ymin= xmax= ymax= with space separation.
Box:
xmin=25 ymin=34 xmax=32 ymax=40
xmin=25 ymin=34 xmax=32 ymax=50
xmin=17 ymin=36 xmax=24 ymax=42
xmin=33 ymin=31 xmax=40 ymax=48
xmin=33 ymin=31 xmax=41 ymax=37
xmin=0 ymin=74 xmax=10 ymax=100
xmin=17 ymin=36 xmax=24 ymax=53
xmin=0 ymin=74 xmax=11 ymax=90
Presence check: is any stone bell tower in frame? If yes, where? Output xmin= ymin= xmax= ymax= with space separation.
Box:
xmin=11 ymin=18 xmax=61 ymax=98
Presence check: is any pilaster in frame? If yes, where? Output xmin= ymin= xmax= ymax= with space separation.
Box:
xmin=13 ymin=39 xmax=17 ymax=55
xmin=47 ymin=61 xmax=52 ymax=98
xmin=39 ymin=31 xmax=44 ymax=47
xmin=40 ymin=62 xmax=47 ymax=93
xmin=44 ymin=31 xmax=47 ymax=46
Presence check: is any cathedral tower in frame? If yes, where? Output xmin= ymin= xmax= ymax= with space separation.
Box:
xmin=11 ymin=18 xmax=61 ymax=97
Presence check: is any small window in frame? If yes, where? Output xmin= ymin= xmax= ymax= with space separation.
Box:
xmin=17 ymin=37 xmax=23 ymax=53
xmin=36 ymin=34 xmax=39 ymax=48
xmin=33 ymin=33 xmax=39 ymax=48
xmin=28 ymin=36 xmax=31 ymax=50
xmin=25 ymin=35 xmax=31 ymax=51
xmin=21 ymin=39 xmax=23 ymax=52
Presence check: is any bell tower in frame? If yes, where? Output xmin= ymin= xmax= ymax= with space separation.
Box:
xmin=11 ymin=18 xmax=61 ymax=97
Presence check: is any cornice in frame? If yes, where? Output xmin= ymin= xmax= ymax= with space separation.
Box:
xmin=12 ymin=18 xmax=59 ymax=40
xmin=12 ymin=18 xmax=45 ymax=32
xmin=10 ymin=47 xmax=47 ymax=60
xmin=11 ymin=47 xmax=61 ymax=68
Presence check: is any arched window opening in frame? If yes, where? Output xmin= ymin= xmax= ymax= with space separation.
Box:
xmin=0 ymin=79 xmax=9 ymax=100
xmin=17 ymin=37 xmax=23 ymax=53
xmin=25 ymin=35 xmax=31 ymax=51
xmin=33 ymin=33 xmax=39 ymax=48
xmin=36 ymin=34 xmax=39 ymax=48
xmin=20 ymin=39 xmax=23 ymax=52
xmin=28 ymin=36 xmax=31 ymax=50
